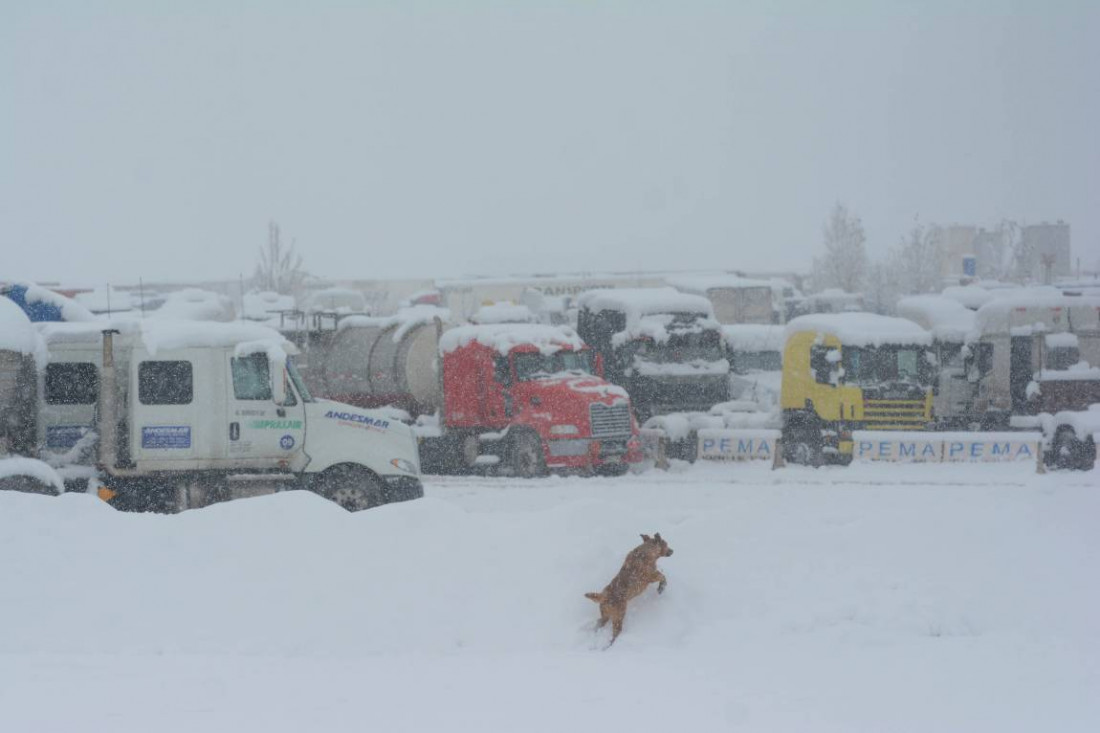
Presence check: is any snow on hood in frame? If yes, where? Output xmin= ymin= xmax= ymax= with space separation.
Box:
xmin=786 ymin=313 xmax=933 ymax=347
xmin=440 ymin=324 xmax=583 ymax=356
xmin=529 ymin=372 xmax=630 ymax=401
xmin=897 ymin=295 xmax=976 ymax=341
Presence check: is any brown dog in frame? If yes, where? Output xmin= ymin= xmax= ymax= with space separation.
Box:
xmin=585 ymin=533 xmax=674 ymax=645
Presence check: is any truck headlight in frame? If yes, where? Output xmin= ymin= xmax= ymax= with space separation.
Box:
xmin=550 ymin=424 xmax=580 ymax=436
xmin=390 ymin=458 xmax=418 ymax=474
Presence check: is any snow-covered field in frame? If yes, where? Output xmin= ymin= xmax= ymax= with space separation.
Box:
xmin=2 ymin=462 xmax=1098 ymax=732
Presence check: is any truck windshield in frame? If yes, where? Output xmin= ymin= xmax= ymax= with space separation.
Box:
xmin=635 ymin=331 xmax=724 ymax=363
xmin=514 ymin=351 xmax=594 ymax=381
xmin=287 ymin=359 xmax=314 ymax=402
xmin=842 ymin=346 xmax=932 ymax=386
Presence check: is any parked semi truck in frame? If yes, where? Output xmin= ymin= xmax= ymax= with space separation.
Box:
xmin=666 ymin=276 xmax=780 ymax=325
xmin=575 ymin=288 xmax=730 ymax=422
xmin=780 ymin=313 xmax=935 ymax=465
xmin=896 ymin=295 xmax=988 ymax=429
xmin=37 ymin=320 xmax=423 ymax=512
xmin=969 ymin=293 xmax=1100 ymax=468
xmin=292 ymin=315 xmax=642 ymax=476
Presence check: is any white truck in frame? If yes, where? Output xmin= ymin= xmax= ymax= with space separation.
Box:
xmin=37 ymin=320 xmax=423 ymax=512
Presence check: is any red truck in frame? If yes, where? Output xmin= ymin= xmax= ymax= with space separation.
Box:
xmin=292 ymin=313 xmax=643 ymax=476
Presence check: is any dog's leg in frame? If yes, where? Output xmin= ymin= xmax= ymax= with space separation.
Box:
xmin=595 ymin=613 xmax=608 ymax=630
xmin=610 ymin=616 xmax=624 ymax=645
xmin=653 ymin=570 xmax=668 ymax=594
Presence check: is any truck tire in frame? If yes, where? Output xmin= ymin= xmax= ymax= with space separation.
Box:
xmin=318 ymin=464 xmax=383 ymax=511
xmin=784 ymin=425 xmax=823 ymax=467
xmin=510 ymin=430 xmax=547 ymax=479
xmin=1049 ymin=427 xmax=1096 ymax=471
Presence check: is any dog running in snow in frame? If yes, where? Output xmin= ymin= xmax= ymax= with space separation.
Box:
xmin=585 ymin=533 xmax=674 ymax=645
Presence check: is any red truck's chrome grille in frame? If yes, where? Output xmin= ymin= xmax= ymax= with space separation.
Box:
xmin=590 ymin=402 xmax=632 ymax=438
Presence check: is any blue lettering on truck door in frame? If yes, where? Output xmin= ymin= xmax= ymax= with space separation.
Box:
xmin=142 ymin=426 xmax=192 ymax=449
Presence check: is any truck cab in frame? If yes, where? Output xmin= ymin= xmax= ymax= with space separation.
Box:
xmin=780 ymin=313 xmax=935 ymax=464
xmin=438 ymin=324 xmax=641 ymax=476
xmin=576 ymin=288 xmax=730 ymax=422
xmin=37 ymin=320 xmax=422 ymax=512
xmin=971 ymin=294 xmax=1100 ymax=425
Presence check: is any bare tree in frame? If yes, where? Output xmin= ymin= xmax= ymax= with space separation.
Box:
xmin=253 ymin=221 xmax=308 ymax=295
xmin=812 ymin=203 xmax=868 ymax=294
xmin=892 ymin=222 xmax=944 ymax=296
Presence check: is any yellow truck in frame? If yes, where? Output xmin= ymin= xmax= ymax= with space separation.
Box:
xmin=780 ymin=313 xmax=935 ymax=465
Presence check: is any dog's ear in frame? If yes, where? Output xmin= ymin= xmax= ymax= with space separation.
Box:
xmin=640 ymin=534 xmax=652 ymax=543
xmin=654 ymin=532 xmax=662 ymax=542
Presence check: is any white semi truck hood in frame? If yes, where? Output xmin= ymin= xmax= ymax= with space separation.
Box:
xmin=304 ymin=400 xmax=421 ymax=477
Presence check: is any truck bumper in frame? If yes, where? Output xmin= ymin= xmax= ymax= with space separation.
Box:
xmin=545 ymin=436 xmax=643 ymax=469
xmin=381 ymin=475 xmax=424 ymax=503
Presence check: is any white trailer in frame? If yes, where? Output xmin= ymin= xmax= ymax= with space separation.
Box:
xmin=37 ymin=320 xmax=422 ymax=512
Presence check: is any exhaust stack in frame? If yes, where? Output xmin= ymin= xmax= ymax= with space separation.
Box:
xmin=98 ymin=329 xmax=121 ymax=472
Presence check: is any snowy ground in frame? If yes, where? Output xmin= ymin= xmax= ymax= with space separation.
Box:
xmin=2 ymin=462 xmax=1098 ymax=732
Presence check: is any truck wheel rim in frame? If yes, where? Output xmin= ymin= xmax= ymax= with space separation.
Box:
xmin=331 ymin=486 xmax=372 ymax=511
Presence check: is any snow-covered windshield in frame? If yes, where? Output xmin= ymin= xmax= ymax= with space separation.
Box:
xmin=841 ymin=346 xmax=932 ymax=386
xmin=514 ymin=350 xmax=594 ymax=381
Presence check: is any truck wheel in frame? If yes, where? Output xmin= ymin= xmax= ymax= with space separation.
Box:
xmin=319 ymin=465 xmax=383 ymax=511
xmin=510 ymin=431 xmax=547 ymax=479
xmin=1050 ymin=428 xmax=1096 ymax=471
xmin=784 ymin=426 xmax=823 ymax=467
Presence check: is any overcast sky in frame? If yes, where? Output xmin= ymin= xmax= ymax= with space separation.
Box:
xmin=2 ymin=0 xmax=1097 ymax=287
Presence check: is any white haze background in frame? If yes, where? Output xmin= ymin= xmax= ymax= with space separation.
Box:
xmin=2 ymin=1 xmax=1097 ymax=284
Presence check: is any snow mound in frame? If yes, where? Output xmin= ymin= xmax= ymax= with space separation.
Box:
xmin=897 ymin=295 xmax=976 ymax=341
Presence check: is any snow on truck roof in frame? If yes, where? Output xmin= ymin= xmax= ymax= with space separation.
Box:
xmin=666 ymin=275 xmax=774 ymax=294
xmin=974 ymin=294 xmax=1100 ymax=335
xmin=439 ymin=324 xmax=584 ymax=356
xmin=577 ymin=287 xmax=714 ymax=317
xmin=0 ymin=296 xmax=46 ymax=365
xmin=785 ymin=313 xmax=932 ymax=347
xmin=38 ymin=319 xmax=296 ymax=356
xmin=896 ymin=295 xmax=976 ymax=341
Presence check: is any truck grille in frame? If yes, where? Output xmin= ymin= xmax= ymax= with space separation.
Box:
xmin=590 ymin=402 xmax=632 ymax=438
xmin=862 ymin=399 xmax=928 ymax=430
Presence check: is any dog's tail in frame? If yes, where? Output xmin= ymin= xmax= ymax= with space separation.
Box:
xmin=584 ymin=592 xmax=604 ymax=603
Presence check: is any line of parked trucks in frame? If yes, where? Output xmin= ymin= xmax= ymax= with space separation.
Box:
xmin=1 ymin=282 xmax=1097 ymax=515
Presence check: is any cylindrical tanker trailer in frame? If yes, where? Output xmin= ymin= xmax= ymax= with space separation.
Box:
xmin=308 ymin=314 xmax=444 ymax=417
xmin=294 ymin=310 xmax=643 ymax=477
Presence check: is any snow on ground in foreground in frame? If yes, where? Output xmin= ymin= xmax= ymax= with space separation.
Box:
xmin=1 ymin=462 xmax=1098 ymax=732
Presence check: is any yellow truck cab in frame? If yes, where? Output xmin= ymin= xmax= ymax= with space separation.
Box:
xmin=780 ymin=313 xmax=934 ymax=465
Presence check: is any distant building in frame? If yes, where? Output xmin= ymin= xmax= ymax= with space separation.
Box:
xmin=1016 ymin=222 xmax=1071 ymax=283
xmin=937 ymin=225 xmax=978 ymax=279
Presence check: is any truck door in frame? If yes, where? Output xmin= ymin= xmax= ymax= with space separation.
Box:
xmin=226 ymin=352 xmax=305 ymax=469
